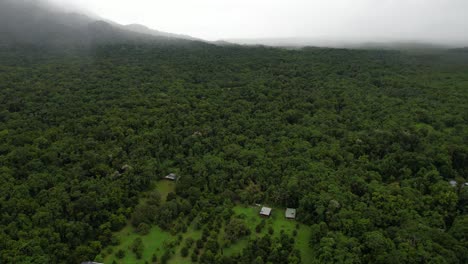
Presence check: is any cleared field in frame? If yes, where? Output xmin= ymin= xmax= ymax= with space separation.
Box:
xmin=154 ymin=180 xmax=176 ymax=203
xmin=100 ymin=180 xmax=182 ymax=264
xmin=100 ymin=182 xmax=314 ymax=263
xmin=226 ymin=206 xmax=314 ymax=263
xmin=101 ymin=225 xmax=172 ymax=263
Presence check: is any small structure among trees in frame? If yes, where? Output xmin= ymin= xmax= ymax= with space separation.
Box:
xmin=120 ymin=164 xmax=131 ymax=172
xmin=164 ymin=173 xmax=178 ymax=181
xmin=285 ymin=208 xmax=296 ymax=219
xmin=449 ymin=180 xmax=457 ymax=187
xmin=260 ymin=207 xmax=272 ymax=217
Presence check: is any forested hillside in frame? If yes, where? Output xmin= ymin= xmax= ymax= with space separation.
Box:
xmin=0 ymin=43 xmax=467 ymax=263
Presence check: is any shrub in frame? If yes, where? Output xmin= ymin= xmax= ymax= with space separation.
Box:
xmin=116 ymin=249 xmax=125 ymax=259
xmin=181 ymin=246 xmax=189 ymax=257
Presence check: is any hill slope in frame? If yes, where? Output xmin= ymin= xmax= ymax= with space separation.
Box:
xmin=0 ymin=0 xmax=199 ymax=46
xmin=123 ymin=24 xmax=202 ymax=41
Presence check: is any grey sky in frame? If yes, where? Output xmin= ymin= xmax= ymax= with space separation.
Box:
xmin=49 ymin=0 xmax=468 ymax=44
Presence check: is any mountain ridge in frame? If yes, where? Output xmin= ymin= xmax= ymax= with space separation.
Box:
xmin=0 ymin=0 xmax=203 ymax=47
xmin=123 ymin=23 xmax=202 ymax=42
xmin=224 ymin=37 xmax=458 ymax=50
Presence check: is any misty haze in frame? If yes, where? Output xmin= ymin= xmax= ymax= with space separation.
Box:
xmin=0 ymin=1 xmax=467 ymax=264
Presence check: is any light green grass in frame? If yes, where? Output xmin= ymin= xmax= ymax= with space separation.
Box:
xmin=102 ymin=224 xmax=173 ymax=264
xmin=155 ymin=180 xmax=176 ymax=203
xmin=225 ymin=205 xmax=315 ymax=263
xmin=100 ymin=180 xmax=179 ymax=264
xmin=100 ymin=182 xmax=315 ymax=263
xmin=168 ymin=228 xmax=202 ymax=264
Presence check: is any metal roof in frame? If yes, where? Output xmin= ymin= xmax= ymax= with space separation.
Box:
xmin=164 ymin=173 xmax=177 ymax=180
xmin=260 ymin=207 xmax=272 ymax=216
xmin=285 ymin=208 xmax=296 ymax=219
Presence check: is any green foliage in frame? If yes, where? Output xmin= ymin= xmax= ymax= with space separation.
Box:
xmin=255 ymin=219 xmax=266 ymax=233
xmin=232 ymin=234 xmax=299 ymax=263
xmin=185 ymin=237 xmax=195 ymax=248
xmin=131 ymin=237 xmax=144 ymax=259
xmin=160 ymin=250 xmax=171 ymax=264
xmin=0 ymin=43 xmax=467 ymax=263
xmin=116 ymin=249 xmax=125 ymax=259
xmin=180 ymin=246 xmax=189 ymax=257
xmin=191 ymin=251 xmax=199 ymax=262
xmin=137 ymin=222 xmax=151 ymax=235
xmin=224 ymin=218 xmax=251 ymax=242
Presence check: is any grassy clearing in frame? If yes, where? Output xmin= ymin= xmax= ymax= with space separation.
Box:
xmin=100 ymin=181 xmax=314 ymax=263
xmin=101 ymin=223 xmax=202 ymax=264
xmin=154 ymin=180 xmax=176 ymax=203
xmin=100 ymin=180 xmax=205 ymax=264
xmin=101 ymin=224 xmax=172 ymax=263
xmin=167 ymin=227 xmax=202 ymax=264
xmin=100 ymin=180 xmax=181 ymax=264
xmin=226 ymin=205 xmax=314 ymax=263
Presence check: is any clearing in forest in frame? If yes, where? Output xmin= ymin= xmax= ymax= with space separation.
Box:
xmin=100 ymin=182 xmax=313 ymax=264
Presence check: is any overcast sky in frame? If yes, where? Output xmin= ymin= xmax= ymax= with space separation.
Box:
xmin=49 ymin=0 xmax=468 ymax=44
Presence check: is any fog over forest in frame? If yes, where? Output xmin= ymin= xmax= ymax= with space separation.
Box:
xmin=44 ymin=0 xmax=468 ymax=46
xmin=1 ymin=1 xmax=468 ymax=264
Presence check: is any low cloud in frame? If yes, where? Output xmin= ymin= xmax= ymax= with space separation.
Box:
xmin=16 ymin=0 xmax=468 ymax=45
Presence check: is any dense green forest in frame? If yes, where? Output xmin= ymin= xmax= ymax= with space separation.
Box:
xmin=0 ymin=43 xmax=467 ymax=263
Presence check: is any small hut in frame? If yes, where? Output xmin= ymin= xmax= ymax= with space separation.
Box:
xmin=285 ymin=208 xmax=296 ymax=219
xmin=164 ymin=173 xmax=178 ymax=181
xmin=449 ymin=180 xmax=457 ymax=187
xmin=120 ymin=164 xmax=131 ymax=172
xmin=260 ymin=207 xmax=272 ymax=217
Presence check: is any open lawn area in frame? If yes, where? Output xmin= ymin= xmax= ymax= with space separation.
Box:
xmin=153 ymin=180 xmax=176 ymax=203
xmin=99 ymin=181 xmax=314 ymax=263
xmin=100 ymin=223 xmax=203 ymax=264
xmin=99 ymin=180 xmax=205 ymax=264
xmin=225 ymin=205 xmax=315 ymax=263
xmin=100 ymin=224 xmax=172 ymax=264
